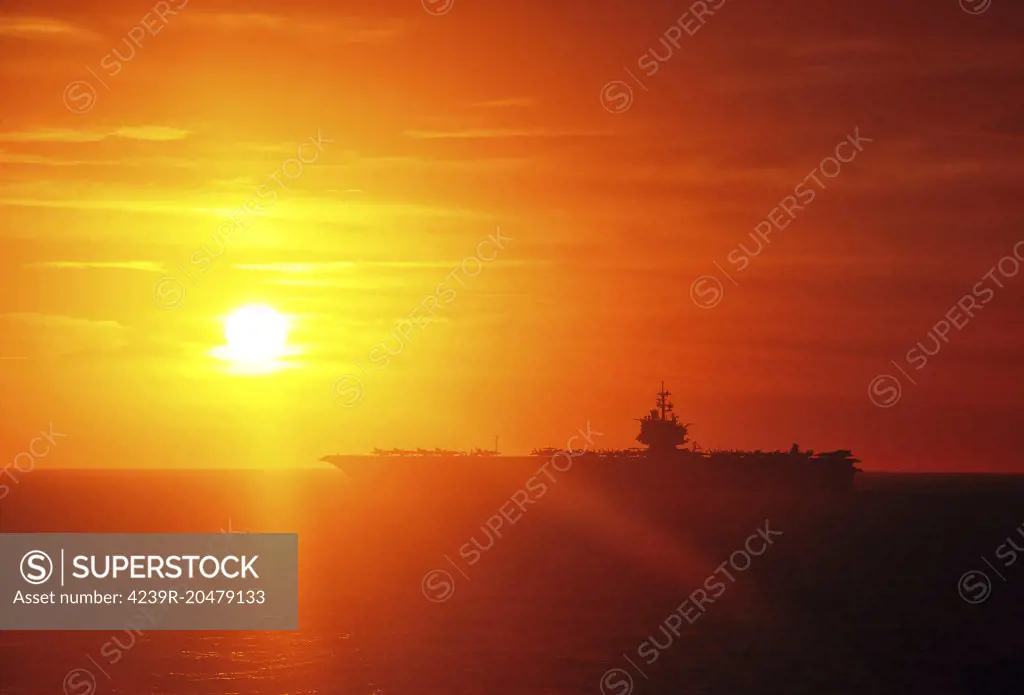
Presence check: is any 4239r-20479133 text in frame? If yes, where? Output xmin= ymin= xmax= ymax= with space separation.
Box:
xmin=128 ymin=589 xmax=266 ymax=604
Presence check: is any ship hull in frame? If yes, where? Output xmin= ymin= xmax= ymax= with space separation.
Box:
xmin=319 ymin=453 xmax=859 ymax=600
xmin=322 ymin=453 xmax=858 ymax=521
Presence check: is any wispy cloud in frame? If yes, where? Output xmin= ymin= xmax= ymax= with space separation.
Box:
xmin=0 ymin=16 xmax=102 ymax=43
xmin=1 ymin=313 xmax=122 ymax=328
xmin=236 ymin=260 xmax=487 ymax=273
xmin=468 ymin=97 xmax=536 ymax=109
xmin=0 ymin=126 xmax=190 ymax=143
xmin=0 ymin=198 xmax=203 ymax=214
xmin=235 ymin=258 xmax=533 ymax=280
xmin=113 ymin=126 xmax=192 ymax=141
xmin=0 ymin=152 xmax=202 ymax=167
xmin=0 ymin=152 xmax=87 ymax=166
xmin=182 ymin=12 xmax=405 ymax=43
xmin=0 ymin=313 xmax=129 ymax=359
xmin=404 ymin=128 xmax=612 ymax=139
xmin=26 ymin=261 xmax=164 ymax=272
xmin=236 ymin=262 xmax=357 ymax=273
xmin=782 ymin=38 xmax=891 ymax=59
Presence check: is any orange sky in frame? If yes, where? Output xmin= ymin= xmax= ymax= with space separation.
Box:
xmin=0 ymin=0 xmax=1022 ymax=471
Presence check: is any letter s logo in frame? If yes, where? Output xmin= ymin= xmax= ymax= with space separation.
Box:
xmin=20 ymin=550 xmax=54 ymax=585
xmin=600 ymin=81 xmax=633 ymax=114
xmin=689 ymin=275 xmax=724 ymax=309
xmin=599 ymin=668 xmax=634 ymax=695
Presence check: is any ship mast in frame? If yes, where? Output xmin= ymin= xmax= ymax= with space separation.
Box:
xmin=657 ymin=381 xmax=672 ymax=420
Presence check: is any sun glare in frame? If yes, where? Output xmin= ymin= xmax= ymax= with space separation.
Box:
xmin=215 ymin=305 xmax=291 ymax=371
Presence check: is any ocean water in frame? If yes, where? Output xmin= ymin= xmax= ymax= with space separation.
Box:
xmin=2 ymin=470 xmax=1024 ymax=695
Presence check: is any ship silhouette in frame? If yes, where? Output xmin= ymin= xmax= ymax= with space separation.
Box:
xmin=322 ymin=383 xmax=861 ymax=500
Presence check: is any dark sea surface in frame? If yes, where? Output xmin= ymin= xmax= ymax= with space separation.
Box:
xmin=2 ymin=469 xmax=1024 ymax=695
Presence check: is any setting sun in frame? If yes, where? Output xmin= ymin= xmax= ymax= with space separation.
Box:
xmin=217 ymin=305 xmax=290 ymax=369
